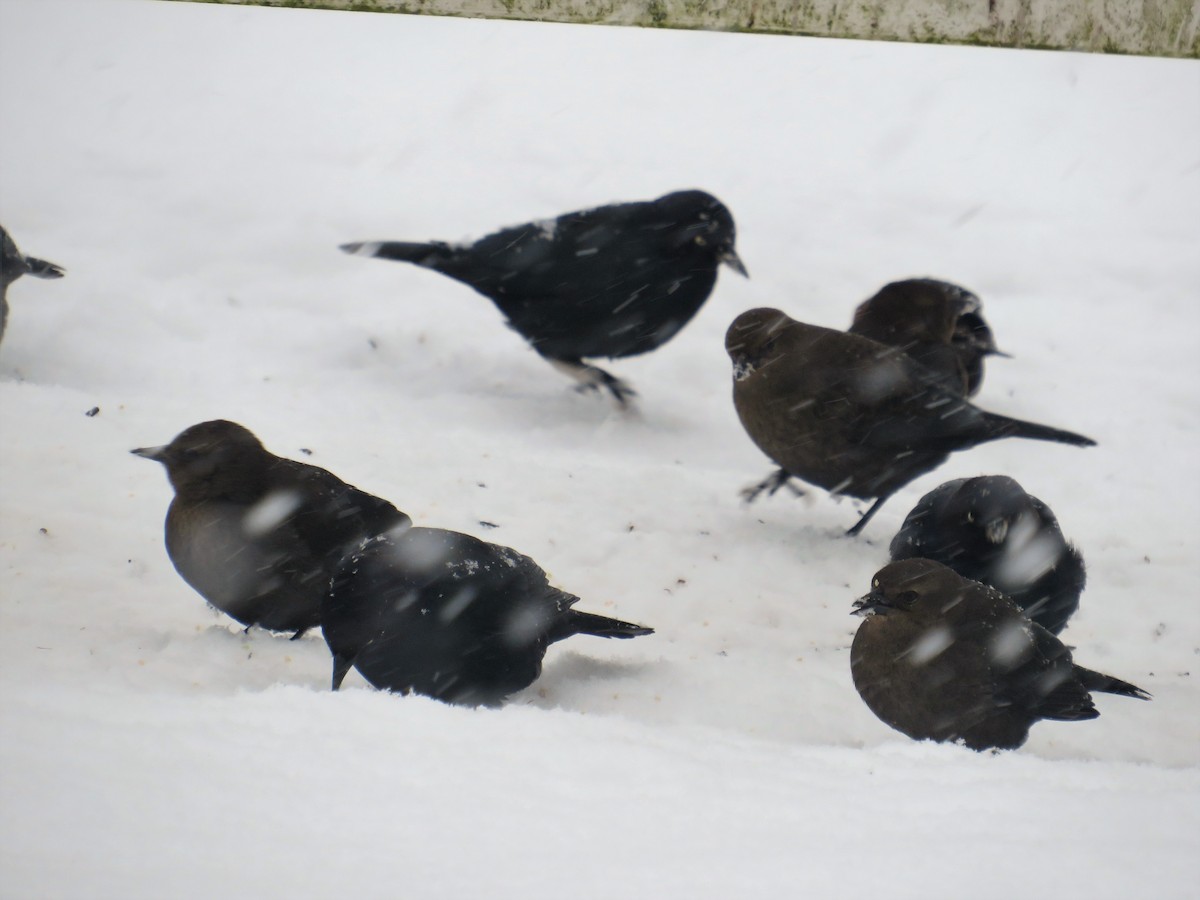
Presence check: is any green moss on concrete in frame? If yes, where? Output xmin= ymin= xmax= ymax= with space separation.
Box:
xmin=165 ymin=0 xmax=1200 ymax=58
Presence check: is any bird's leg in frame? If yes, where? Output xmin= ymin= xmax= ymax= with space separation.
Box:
xmin=289 ymin=626 xmax=310 ymax=641
xmin=331 ymin=654 xmax=354 ymax=691
xmin=547 ymin=357 xmax=638 ymax=408
xmin=741 ymin=468 xmax=803 ymax=504
xmin=845 ymin=495 xmax=891 ymax=537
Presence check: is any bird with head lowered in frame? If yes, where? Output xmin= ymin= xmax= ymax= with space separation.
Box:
xmin=323 ymin=528 xmax=653 ymax=706
xmin=342 ymin=189 xmax=747 ymax=406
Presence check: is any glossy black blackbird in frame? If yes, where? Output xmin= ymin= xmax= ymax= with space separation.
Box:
xmin=342 ymin=189 xmax=747 ymax=405
xmin=848 ymin=278 xmax=1005 ymax=397
xmin=725 ymin=308 xmax=1096 ymax=536
xmin=1 ymin=224 xmax=65 ymax=345
xmin=890 ymin=476 xmax=1085 ymax=634
xmin=133 ymin=420 xmax=411 ymax=638
xmin=323 ymin=528 xmax=653 ymax=706
xmin=851 ymin=559 xmax=1149 ymax=751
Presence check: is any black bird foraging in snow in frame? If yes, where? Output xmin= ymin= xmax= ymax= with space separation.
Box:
xmin=890 ymin=476 xmax=1085 ymax=635
xmin=132 ymin=420 xmax=411 ymax=638
xmin=850 ymin=559 xmax=1149 ymax=751
xmin=848 ymin=278 xmax=1007 ymax=397
xmin=1 ymin=224 xmax=66 ymax=346
xmin=323 ymin=528 xmax=653 ymax=706
xmin=724 ymin=308 xmax=1096 ymax=537
xmin=341 ymin=189 xmax=747 ymax=405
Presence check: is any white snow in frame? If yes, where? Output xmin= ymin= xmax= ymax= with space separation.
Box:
xmin=1 ymin=1 xmax=1198 ymax=896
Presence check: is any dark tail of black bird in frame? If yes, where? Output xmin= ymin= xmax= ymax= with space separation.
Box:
xmin=24 ymin=257 xmax=65 ymax=279
xmin=1077 ymin=667 xmax=1151 ymax=701
xmin=984 ymin=412 xmax=1097 ymax=448
xmin=340 ymin=240 xmax=456 ymax=268
xmin=551 ymin=610 xmax=654 ymax=644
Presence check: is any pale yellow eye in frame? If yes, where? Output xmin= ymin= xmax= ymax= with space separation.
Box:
xmin=694 ymin=235 xmax=707 ymax=246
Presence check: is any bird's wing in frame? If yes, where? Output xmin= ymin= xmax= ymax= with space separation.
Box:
xmin=992 ymin=619 xmax=1098 ymax=721
xmin=837 ymin=348 xmax=993 ymax=450
xmin=271 ymin=460 xmax=411 ymax=563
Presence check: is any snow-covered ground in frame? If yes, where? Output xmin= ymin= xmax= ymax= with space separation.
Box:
xmin=1 ymin=1 xmax=1198 ymax=895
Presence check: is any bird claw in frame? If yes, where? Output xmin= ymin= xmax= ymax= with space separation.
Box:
xmin=741 ymin=470 xmax=801 ymax=504
xmin=573 ymin=378 xmax=638 ymax=408
xmin=552 ymin=358 xmax=637 ymax=408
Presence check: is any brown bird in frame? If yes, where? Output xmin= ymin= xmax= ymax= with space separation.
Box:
xmin=850 ymin=558 xmax=1149 ymax=751
xmin=890 ymin=475 xmax=1085 ymax=635
xmin=323 ymin=528 xmax=653 ymax=705
xmin=725 ymin=308 xmax=1096 ymax=536
xmin=848 ymin=278 xmax=1006 ymax=397
xmin=133 ymin=420 xmax=411 ymax=638
xmin=1 ymin=224 xmax=66 ymax=346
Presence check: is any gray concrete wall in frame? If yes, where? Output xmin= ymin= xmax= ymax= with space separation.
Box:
xmin=193 ymin=0 xmax=1200 ymax=57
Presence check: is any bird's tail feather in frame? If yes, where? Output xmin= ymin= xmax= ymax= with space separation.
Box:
xmin=340 ymin=240 xmax=455 ymax=268
xmin=1078 ymin=667 xmax=1151 ymax=701
xmin=985 ymin=413 xmax=1096 ymax=448
xmin=552 ymin=610 xmax=654 ymax=643
xmin=24 ymin=257 xmax=65 ymax=279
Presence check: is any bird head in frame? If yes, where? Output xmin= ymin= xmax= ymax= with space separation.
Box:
xmin=852 ymin=278 xmax=980 ymax=346
xmin=724 ymin=308 xmax=792 ymax=380
xmin=132 ymin=419 xmax=270 ymax=501
xmin=936 ymin=475 xmax=1044 ymax=548
xmin=655 ymin=190 xmax=748 ymax=277
xmin=852 ymin=558 xmax=954 ymax=617
xmin=953 ymin=311 xmax=1009 ymax=359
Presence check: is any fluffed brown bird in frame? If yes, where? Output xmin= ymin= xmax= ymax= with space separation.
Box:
xmin=133 ymin=420 xmax=411 ymax=638
xmin=848 ymin=278 xmax=1006 ymax=397
xmin=725 ymin=308 xmax=1096 ymax=536
xmin=850 ymin=558 xmax=1149 ymax=751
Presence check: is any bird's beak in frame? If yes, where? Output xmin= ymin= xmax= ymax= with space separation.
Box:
xmin=852 ymin=590 xmax=888 ymax=617
xmin=989 ymin=348 xmax=1014 ymax=359
xmin=131 ymin=445 xmax=168 ymax=462
xmin=719 ymin=249 xmax=749 ymax=278
xmin=984 ymin=518 xmax=1010 ymax=544
xmin=731 ymin=359 xmax=755 ymax=382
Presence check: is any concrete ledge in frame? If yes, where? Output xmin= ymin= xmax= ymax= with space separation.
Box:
xmin=186 ymin=0 xmax=1199 ymax=57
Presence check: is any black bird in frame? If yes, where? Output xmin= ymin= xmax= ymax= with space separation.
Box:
xmin=890 ymin=476 xmax=1085 ymax=634
xmin=342 ymin=189 xmax=747 ymax=405
xmin=848 ymin=278 xmax=1006 ymax=397
xmin=725 ymin=308 xmax=1096 ymax=536
xmin=850 ymin=558 xmax=1149 ymax=751
xmin=1 ymin=224 xmax=66 ymax=345
xmin=720 ymin=309 xmax=1099 ymax=535
xmin=323 ymin=528 xmax=653 ymax=706
xmin=132 ymin=420 xmax=411 ymax=638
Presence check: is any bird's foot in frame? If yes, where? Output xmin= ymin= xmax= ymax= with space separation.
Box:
xmin=740 ymin=469 xmax=802 ymax=504
xmin=844 ymin=495 xmax=890 ymax=538
xmin=549 ymin=358 xmax=638 ymax=409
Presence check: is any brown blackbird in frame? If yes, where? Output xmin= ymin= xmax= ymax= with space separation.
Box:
xmin=851 ymin=559 xmax=1149 ymax=751
xmin=848 ymin=278 xmax=1005 ymax=397
xmin=725 ymin=308 xmax=1095 ymax=536
xmin=323 ymin=528 xmax=653 ymax=706
xmin=342 ymin=189 xmax=747 ymax=405
xmin=133 ymin=420 xmax=411 ymax=638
